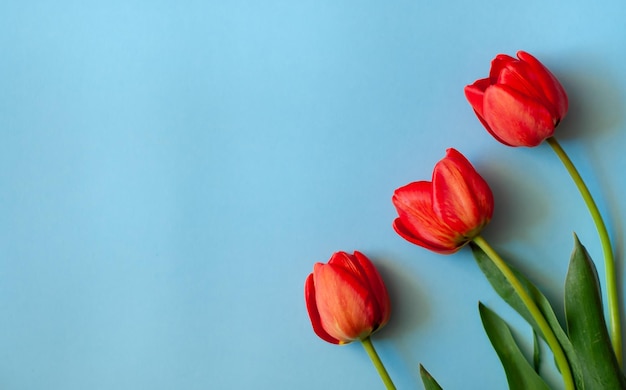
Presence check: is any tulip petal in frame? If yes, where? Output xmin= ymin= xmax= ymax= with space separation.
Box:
xmin=313 ymin=263 xmax=376 ymax=343
xmin=327 ymin=252 xmax=384 ymax=320
xmin=483 ymin=85 xmax=556 ymax=147
xmin=489 ymin=54 xmax=516 ymax=83
xmin=495 ymin=53 xmax=564 ymax=121
xmin=392 ymin=181 xmax=460 ymax=254
xmin=304 ymin=273 xmax=341 ymax=344
xmin=465 ymin=83 xmax=517 ymax=145
xmin=328 ymin=252 xmax=389 ymax=326
xmin=328 ymin=252 xmax=365 ymax=280
xmin=393 ymin=218 xmax=458 ymax=254
xmin=353 ymin=251 xmax=391 ymax=327
xmin=464 ymin=78 xmax=490 ymax=119
xmin=517 ymin=51 xmax=568 ymax=118
xmin=432 ymin=149 xmax=493 ymax=235
xmin=329 ymin=251 xmax=390 ymax=328
xmin=497 ymin=66 xmax=550 ymax=109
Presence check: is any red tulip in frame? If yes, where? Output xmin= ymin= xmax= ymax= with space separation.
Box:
xmin=392 ymin=148 xmax=494 ymax=254
xmin=464 ymin=51 xmax=568 ymax=147
xmin=305 ymin=251 xmax=391 ymax=345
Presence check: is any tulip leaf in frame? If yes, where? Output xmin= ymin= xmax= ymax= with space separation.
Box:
xmin=479 ymin=302 xmax=550 ymax=390
xmin=419 ymin=364 xmax=443 ymax=390
xmin=470 ymin=242 xmax=585 ymax=389
xmin=564 ymin=235 xmax=626 ymax=389
xmin=533 ymin=329 xmax=541 ymax=373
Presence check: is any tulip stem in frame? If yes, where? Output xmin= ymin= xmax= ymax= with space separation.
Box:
xmin=361 ymin=337 xmax=396 ymax=390
xmin=546 ymin=136 xmax=622 ymax=365
xmin=472 ymin=235 xmax=576 ymax=390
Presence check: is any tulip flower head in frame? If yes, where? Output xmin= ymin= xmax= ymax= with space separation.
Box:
xmin=392 ymin=148 xmax=494 ymax=254
xmin=305 ymin=251 xmax=391 ymax=345
xmin=464 ymin=50 xmax=568 ymax=147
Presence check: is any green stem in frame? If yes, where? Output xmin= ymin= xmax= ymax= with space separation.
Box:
xmin=473 ymin=235 xmax=575 ymax=390
xmin=546 ymin=136 xmax=622 ymax=365
xmin=361 ymin=337 xmax=396 ymax=390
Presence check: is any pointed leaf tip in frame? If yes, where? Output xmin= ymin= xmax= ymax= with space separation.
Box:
xmin=565 ymin=237 xmax=626 ymax=389
xmin=479 ymin=303 xmax=550 ymax=390
xmin=419 ymin=364 xmax=444 ymax=390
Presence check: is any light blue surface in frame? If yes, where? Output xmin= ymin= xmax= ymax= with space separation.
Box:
xmin=2 ymin=1 xmax=626 ymax=389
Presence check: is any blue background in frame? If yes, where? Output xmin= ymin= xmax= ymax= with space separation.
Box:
xmin=1 ymin=1 xmax=625 ymax=389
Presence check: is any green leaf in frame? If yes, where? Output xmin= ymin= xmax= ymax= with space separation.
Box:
xmin=533 ymin=329 xmax=541 ymax=373
xmin=565 ymin=235 xmax=626 ymax=389
xmin=479 ymin=302 xmax=551 ymax=390
xmin=470 ymin=242 xmax=585 ymax=389
xmin=419 ymin=365 xmax=443 ymax=390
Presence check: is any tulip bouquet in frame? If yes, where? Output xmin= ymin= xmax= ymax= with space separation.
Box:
xmin=304 ymin=51 xmax=625 ymax=389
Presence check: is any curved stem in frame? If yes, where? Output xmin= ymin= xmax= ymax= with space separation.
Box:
xmin=546 ymin=136 xmax=622 ymax=365
xmin=361 ymin=337 xmax=396 ymax=390
xmin=473 ymin=235 xmax=576 ymax=390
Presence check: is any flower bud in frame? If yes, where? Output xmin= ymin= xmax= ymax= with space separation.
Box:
xmin=305 ymin=251 xmax=391 ymax=344
xmin=465 ymin=51 xmax=568 ymax=147
xmin=392 ymin=148 xmax=493 ymax=254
